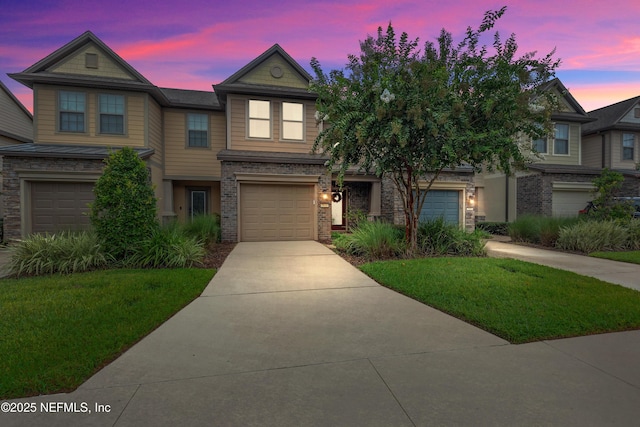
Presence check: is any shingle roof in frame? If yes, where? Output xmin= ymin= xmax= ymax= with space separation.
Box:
xmin=0 ymin=143 xmax=154 ymax=159
xmin=160 ymin=88 xmax=221 ymax=110
xmin=583 ymin=96 xmax=640 ymax=135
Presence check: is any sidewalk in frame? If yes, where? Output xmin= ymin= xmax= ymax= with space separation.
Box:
xmin=2 ymin=241 xmax=640 ymax=426
xmin=485 ymin=239 xmax=640 ymax=291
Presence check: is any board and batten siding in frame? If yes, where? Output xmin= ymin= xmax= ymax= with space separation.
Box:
xmin=581 ymin=134 xmax=603 ymax=168
xmin=34 ymin=84 xmax=145 ymax=147
xmin=227 ymin=95 xmax=318 ymax=154
xmin=164 ymin=110 xmax=226 ymax=178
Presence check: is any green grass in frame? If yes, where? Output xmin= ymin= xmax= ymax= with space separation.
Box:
xmin=360 ymin=258 xmax=640 ymax=344
xmin=590 ymin=251 xmax=640 ymax=265
xmin=0 ymin=268 xmax=215 ymax=399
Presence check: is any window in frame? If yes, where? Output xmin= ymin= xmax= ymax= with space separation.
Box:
xmin=553 ymin=124 xmax=569 ymax=155
xmin=59 ymin=91 xmax=86 ymax=132
xmin=99 ymin=94 xmax=125 ymax=134
xmin=188 ymin=189 xmax=208 ymax=220
xmin=623 ymin=134 xmax=635 ymax=160
xmin=187 ymin=113 xmax=209 ymax=147
xmin=282 ymin=102 xmax=304 ymax=140
xmin=248 ymin=100 xmax=271 ymax=138
xmin=532 ymin=138 xmax=547 ymax=154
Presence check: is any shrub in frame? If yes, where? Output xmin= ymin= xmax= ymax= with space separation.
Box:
xmin=556 ymin=220 xmax=629 ymax=253
xmin=418 ymin=217 xmax=486 ymax=256
xmin=626 ymin=219 xmax=640 ymax=250
xmin=509 ymin=215 xmax=580 ymax=246
xmin=338 ymin=221 xmax=405 ymax=259
xmin=89 ymin=147 xmax=158 ymax=260
xmin=475 ymin=221 xmax=509 ymax=236
xmin=126 ymin=225 xmax=205 ymax=268
xmin=7 ymin=231 xmax=110 ymax=276
xmin=181 ymin=214 xmax=221 ymax=246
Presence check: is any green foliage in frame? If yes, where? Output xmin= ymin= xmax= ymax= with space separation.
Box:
xmin=126 ymin=224 xmax=205 ymax=268
xmin=556 ymin=220 xmax=629 ymax=253
xmin=590 ymin=250 xmax=640 ymax=264
xmin=418 ymin=218 xmax=486 ymax=256
xmin=475 ymin=222 xmax=510 ymax=236
xmin=7 ymin=231 xmax=111 ymax=277
xmin=345 ymin=208 xmax=368 ymax=231
xmin=589 ymin=169 xmax=635 ymax=220
xmin=508 ymin=215 xmax=580 ymax=246
xmin=89 ymin=147 xmax=158 ymax=260
xmin=310 ymin=8 xmax=559 ymax=252
xmin=336 ymin=221 xmax=406 ymax=259
xmin=0 ymin=268 xmax=214 ymax=399
xmin=626 ymin=219 xmax=640 ymax=250
xmin=181 ymin=214 xmax=221 ymax=246
xmin=361 ymin=257 xmax=640 ymax=344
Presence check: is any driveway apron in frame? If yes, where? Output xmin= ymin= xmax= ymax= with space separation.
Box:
xmin=3 ymin=241 xmax=640 ymax=426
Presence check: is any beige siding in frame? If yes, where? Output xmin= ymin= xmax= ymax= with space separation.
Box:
xmin=34 ymin=84 xmax=145 ymax=146
xmin=49 ymin=44 xmax=135 ymax=80
xmin=0 ymin=86 xmax=32 ymax=142
xmin=172 ymin=181 xmax=221 ymax=222
xmin=164 ymin=110 xmax=225 ymax=178
xmin=228 ymin=95 xmax=317 ymax=153
xmin=537 ymin=122 xmax=581 ymax=166
xmin=582 ymin=134 xmax=602 ymax=168
xmin=610 ymin=131 xmax=639 ymax=169
xmin=147 ymin=97 xmax=163 ymax=161
xmin=620 ymin=102 xmax=640 ymax=124
xmin=239 ymin=55 xmax=308 ymax=89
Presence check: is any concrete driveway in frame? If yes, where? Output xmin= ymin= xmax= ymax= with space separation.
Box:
xmin=3 ymin=241 xmax=640 ymax=426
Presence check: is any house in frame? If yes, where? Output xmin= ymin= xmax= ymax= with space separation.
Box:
xmin=0 ymin=31 xmax=475 ymax=242
xmin=581 ymin=96 xmax=640 ymax=195
xmin=476 ymin=78 xmax=598 ymax=221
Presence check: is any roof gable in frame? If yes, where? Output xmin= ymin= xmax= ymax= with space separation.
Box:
xmin=0 ymin=80 xmax=33 ymax=143
xmin=541 ymin=78 xmax=592 ymax=123
xmin=12 ymin=31 xmax=152 ymax=87
xmin=583 ymin=96 xmax=640 ymax=134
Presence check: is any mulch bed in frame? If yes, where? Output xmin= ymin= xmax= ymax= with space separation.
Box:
xmin=201 ymin=242 xmax=237 ymax=269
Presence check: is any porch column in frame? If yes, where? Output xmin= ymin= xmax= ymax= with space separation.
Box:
xmin=161 ymin=179 xmax=177 ymax=224
xmin=369 ymin=180 xmax=382 ymax=218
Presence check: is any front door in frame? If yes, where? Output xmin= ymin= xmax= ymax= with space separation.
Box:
xmin=189 ymin=189 xmax=208 ymax=220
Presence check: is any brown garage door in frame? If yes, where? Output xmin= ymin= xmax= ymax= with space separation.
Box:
xmin=31 ymin=181 xmax=95 ymax=234
xmin=240 ymin=183 xmax=315 ymax=241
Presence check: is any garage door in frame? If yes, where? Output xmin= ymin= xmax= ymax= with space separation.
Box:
xmin=31 ymin=182 xmax=95 ymax=234
xmin=240 ymin=183 xmax=315 ymax=241
xmin=552 ymin=190 xmax=592 ymax=217
xmin=419 ymin=190 xmax=460 ymax=224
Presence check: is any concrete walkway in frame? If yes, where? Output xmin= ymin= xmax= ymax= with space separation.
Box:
xmin=485 ymin=239 xmax=640 ymax=291
xmin=3 ymin=241 xmax=640 ymax=426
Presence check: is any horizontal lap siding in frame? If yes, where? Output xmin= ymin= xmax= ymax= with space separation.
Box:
xmin=164 ymin=110 xmax=225 ymax=178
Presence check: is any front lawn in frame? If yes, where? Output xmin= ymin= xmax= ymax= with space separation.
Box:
xmin=590 ymin=250 xmax=640 ymax=265
xmin=361 ymin=258 xmax=640 ymax=344
xmin=0 ymin=268 xmax=215 ymax=399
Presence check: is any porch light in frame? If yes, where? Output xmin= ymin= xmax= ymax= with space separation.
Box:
xmin=468 ymin=194 xmax=475 ymax=207
xmin=318 ymin=191 xmax=331 ymax=202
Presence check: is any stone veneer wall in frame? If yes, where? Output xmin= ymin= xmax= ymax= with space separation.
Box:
xmin=2 ymin=156 xmax=105 ymax=241
xmin=220 ymin=160 xmax=331 ymax=242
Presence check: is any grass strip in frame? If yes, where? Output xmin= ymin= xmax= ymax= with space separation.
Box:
xmin=0 ymin=268 xmax=215 ymax=399
xmin=590 ymin=251 xmax=640 ymax=265
xmin=360 ymin=258 xmax=640 ymax=344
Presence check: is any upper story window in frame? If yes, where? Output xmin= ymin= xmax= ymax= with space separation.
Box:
xmin=187 ymin=113 xmax=209 ymax=147
xmin=99 ymin=94 xmax=125 ymax=135
xmin=553 ymin=124 xmax=569 ymax=155
xmin=623 ymin=134 xmax=635 ymax=160
xmin=532 ymin=138 xmax=547 ymax=154
xmin=248 ymin=100 xmax=271 ymax=139
xmin=282 ymin=102 xmax=304 ymax=141
xmin=59 ymin=91 xmax=86 ymax=132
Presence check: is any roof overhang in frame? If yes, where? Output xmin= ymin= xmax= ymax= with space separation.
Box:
xmin=0 ymin=143 xmax=154 ymax=160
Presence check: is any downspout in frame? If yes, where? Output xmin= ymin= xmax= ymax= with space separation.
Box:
xmin=601 ymin=134 xmax=605 ymax=169
xmin=505 ymin=174 xmax=509 ymax=222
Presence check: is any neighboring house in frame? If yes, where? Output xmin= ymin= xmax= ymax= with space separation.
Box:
xmin=0 ymin=31 xmax=475 ymax=242
xmin=582 ymin=96 xmax=640 ymax=195
xmin=476 ymin=78 xmax=597 ymax=221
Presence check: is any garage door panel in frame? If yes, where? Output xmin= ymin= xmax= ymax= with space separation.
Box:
xmin=240 ymin=183 xmax=315 ymax=241
xmin=31 ymin=182 xmax=95 ymax=234
xmin=552 ymin=190 xmax=592 ymax=217
xmin=420 ymin=190 xmax=460 ymax=224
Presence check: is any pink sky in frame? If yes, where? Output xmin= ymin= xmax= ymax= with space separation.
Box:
xmin=2 ymin=0 xmax=640 ymax=113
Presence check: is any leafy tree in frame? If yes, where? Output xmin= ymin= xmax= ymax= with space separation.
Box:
xmin=310 ymin=7 xmax=560 ymax=252
xmin=590 ymin=168 xmax=634 ymax=220
xmin=89 ymin=147 xmax=158 ymax=260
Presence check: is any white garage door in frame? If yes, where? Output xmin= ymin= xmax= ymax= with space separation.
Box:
xmin=31 ymin=181 xmax=95 ymax=234
xmin=240 ymin=183 xmax=315 ymax=241
xmin=552 ymin=190 xmax=592 ymax=217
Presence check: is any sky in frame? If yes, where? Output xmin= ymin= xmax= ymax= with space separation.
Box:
xmin=1 ymin=0 xmax=640 ymax=113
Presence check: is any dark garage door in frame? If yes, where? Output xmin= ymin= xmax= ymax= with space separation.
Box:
xmin=31 ymin=181 xmax=95 ymax=234
xmin=419 ymin=190 xmax=460 ymax=224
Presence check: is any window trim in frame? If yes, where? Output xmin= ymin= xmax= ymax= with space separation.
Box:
xmin=532 ymin=137 xmax=548 ymax=154
xmin=186 ymin=112 xmax=210 ymax=148
xmin=553 ymin=123 xmax=570 ymax=156
xmin=247 ymin=99 xmax=272 ymax=140
xmin=622 ymin=133 xmax=635 ymax=161
xmin=281 ymin=101 xmax=305 ymax=141
xmin=98 ymin=93 xmax=126 ymax=135
xmin=58 ymin=90 xmax=87 ymax=133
